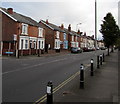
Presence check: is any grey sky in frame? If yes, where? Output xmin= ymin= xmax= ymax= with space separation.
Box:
xmin=1 ymin=0 xmax=119 ymax=39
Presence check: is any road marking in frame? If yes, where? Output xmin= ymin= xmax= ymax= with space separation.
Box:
xmin=2 ymin=58 xmax=68 ymax=75
xmin=34 ymin=71 xmax=80 ymax=104
xmin=34 ymin=63 xmax=93 ymax=104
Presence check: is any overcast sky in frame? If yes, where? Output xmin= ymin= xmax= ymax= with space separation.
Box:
xmin=1 ymin=0 xmax=119 ymax=40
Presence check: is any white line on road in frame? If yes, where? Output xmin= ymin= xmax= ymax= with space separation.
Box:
xmin=2 ymin=58 xmax=68 ymax=75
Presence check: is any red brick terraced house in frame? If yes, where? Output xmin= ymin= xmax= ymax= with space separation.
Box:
xmin=0 ymin=8 xmax=45 ymax=57
xmin=39 ymin=20 xmax=68 ymax=53
xmin=80 ymin=33 xmax=88 ymax=49
xmin=64 ymin=24 xmax=81 ymax=50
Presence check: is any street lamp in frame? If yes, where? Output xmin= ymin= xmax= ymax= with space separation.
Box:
xmin=95 ymin=0 xmax=97 ymax=50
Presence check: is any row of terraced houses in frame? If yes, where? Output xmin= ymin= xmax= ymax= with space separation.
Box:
xmin=0 ymin=8 xmax=104 ymax=57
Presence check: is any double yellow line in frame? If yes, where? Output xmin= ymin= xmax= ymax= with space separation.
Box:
xmin=34 ymin=71 xmax=80 ymax=104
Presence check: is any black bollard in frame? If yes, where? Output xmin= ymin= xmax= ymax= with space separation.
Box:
xmin=38 ymin=49 xmax=40 ymax=57
xmin=97 ymin=55 xmax=99 ymax=68
xmin=80 ymin=64 xmax=84 ymax=89
xmin=47 ymin=81 xmax=53 ymax=104
xmin=103 ymin=53 xmax=105 ymax=62
xmin=91 ymin=59 xmax=94 ymax=76
xmin=100 ymin=54 xmax=102 ymax=65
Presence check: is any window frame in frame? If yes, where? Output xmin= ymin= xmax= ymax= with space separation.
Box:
xmin=56 ymin=31 xmax=60 ymax=39
xmin=72 ymin=35 xmax=74 ymax=41
xmin=21 ymin=23 xmax=28 ymax=35
xmin=38 ymin=28 xmax=43 ymax=37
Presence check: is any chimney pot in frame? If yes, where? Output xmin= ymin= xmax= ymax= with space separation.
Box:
xmin=68 ymin=24 xmax=71 ymax=32
xmin=7 ymin=8 xmax=13 ymax=14
xmin=61 ymin=24 xmax=64 ymax=29
xmin=46 ymin=19 xmax=49 ymax=24
xmin=77 ymin=29 xmax=80 ymax=34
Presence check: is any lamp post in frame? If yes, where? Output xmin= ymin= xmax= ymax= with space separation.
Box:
xmin=95 ymin=0 xmax=97 ymax=50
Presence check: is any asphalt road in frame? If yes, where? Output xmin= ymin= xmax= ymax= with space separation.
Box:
xmin=2 ymin=50 xmax=107 ymax=102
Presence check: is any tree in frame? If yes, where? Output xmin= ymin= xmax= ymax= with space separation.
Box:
xmin=100 ymin=13 xmax=120 ymax=55
xmin=115 ymin=36 xmax=120 ymax=50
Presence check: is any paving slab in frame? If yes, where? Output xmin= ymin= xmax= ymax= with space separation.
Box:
xmin=54 ymin=50 xmax=119 ymax=103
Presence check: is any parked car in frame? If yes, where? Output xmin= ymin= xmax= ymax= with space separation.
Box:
xmin=97 ymin=47 xmax=100 ymax=50
xmin=71 ymin=47 xmax=82 ymax=53
xmin=91 ymin=47 xmax=96 ymax=51
xmin=77 ymin=47 xmax=83 ymax=53
xmin=100 ymin=47 xmax=106 ymax=50
xmin=82 ymin=47 xmax=89 ymax=52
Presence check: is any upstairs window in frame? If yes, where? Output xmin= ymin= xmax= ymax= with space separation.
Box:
xmin=76 ymin=36 xmax=77 ymax=41
xmin=64 ymin=33 xmax=66 ymax=40
xmin=56 ymin=31 xmax=60 ymax=39
xmin=72 ymin=35 xmax=74 ymax=41
xmin=22 ymin=23 xmax=28 ymax=35
xmin=38 ymin=28 xmax=43 ymax=37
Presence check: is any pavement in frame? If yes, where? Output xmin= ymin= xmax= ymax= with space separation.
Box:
xmin=54 ymin=50 xmax=119 ymax=104
xmin=0 ymin=51 xmax=71 ymax=60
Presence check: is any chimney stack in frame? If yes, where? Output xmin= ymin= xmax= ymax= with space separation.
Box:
xmin=92 ymin=35 xmax=94 ymax=39
xmin=61 ymin=24 xmax=64 ymax=29
xmin=46 ymin=19 xmax=49 ymax=24
xmin=7 ymin=8 xmax=13 ymax=14
xmin=84 ymin=32 xmax=86 ymax=36
xmin=68 ymin=24 xmax=71 ymax=32
xmin=77 ymin=29 xmax=80 ymax=34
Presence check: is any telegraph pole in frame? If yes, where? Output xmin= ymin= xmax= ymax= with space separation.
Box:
xmin=95 ymin=0 xmax=97 ymax=50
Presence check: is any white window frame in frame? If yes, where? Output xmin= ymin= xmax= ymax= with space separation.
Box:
xmin=37 ymin=38 xmax=45 ymax=49
xmin=71 ymin=42 xmax=75 ymax=47
xmin=25 ymin=40 xmax=28 ymax=49
xmin=55 ymin=39 xmax=60 ymax=49
xmin=38 ymin=28 xmax=43 ymax=37
xmin=19 ymin=36 xmax=29 ymax=50
xmin=72 ymin=35 xmax=74 ymax=41
xmin=21 ymin=23 xmax=28 ymax=35
xmin=64 ymin=33 xmax=66 ymax=40
xmin=56 ymin=31 xmax=60 ymax=39
xmin=76 ymin=36 xmax=78 ymax=42
xmin=76 ymin=42 xmax=79 ymax=47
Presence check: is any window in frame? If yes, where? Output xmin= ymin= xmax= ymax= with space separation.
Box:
xmin=34 ymin=41 xmax=36 ymax=49
xmin=39 ymin=41 xmax=41 ymax=49
xmin=72 ymin=35 xmax=74 ymax=41
xmin=76 ymin=36 xmax=77 ymax=41
xmin=25 ymin=40 xmax=28 ymax=49
xmin=64 ymin=33 xmax=66 ymax=40
xmin=22 ymin=23 xmax=28 ymax=35
xmin=38 ymin=28 xmax=43 ymax=37
xmin=21 ymin=39 xmax=23 ymax=49
xmin=76 ymin=42 xmax=79 ymax=47
xmin=30 ymin=40 xmax=32 ymax=49
xmin=55 ymin=39 xmax=60 ymax=49
xmin=63 ymin=41 xmax=68 ymax=49
xmin=71 ymin=42 xmax=75 ymax=47
xmin=42 ymin=41 xmax=44 ymax=49
xmin=56 ymin=41 xmax=57 ymax=48
xmin=56 ymin=31 xmax=60 ymax=39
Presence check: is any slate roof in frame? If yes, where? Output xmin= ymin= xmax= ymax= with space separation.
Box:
xmin=41 ymin=20 xmax=80 ymax=36
xmin=1 ymin=7 xmax=43 ymax=28
xmin=40 ymin=20 xmax=65 ymax=33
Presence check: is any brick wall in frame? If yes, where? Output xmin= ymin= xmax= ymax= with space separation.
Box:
xmin=39 ymin=22 xmax=55 ymax=49
xmin=2 ymin=13 xmax=18 ymax=41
